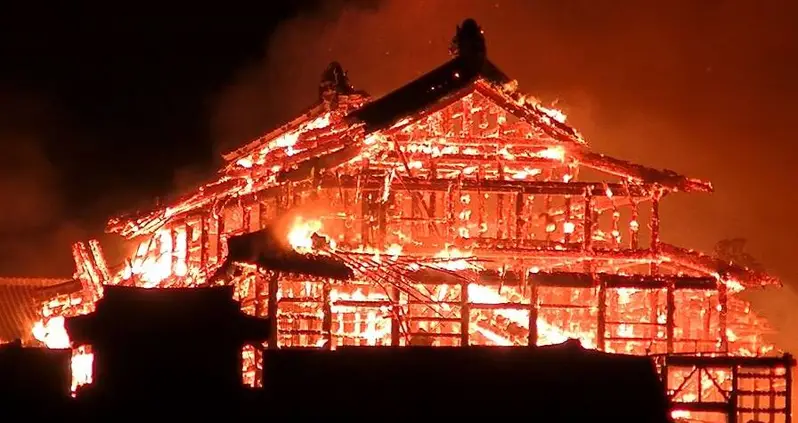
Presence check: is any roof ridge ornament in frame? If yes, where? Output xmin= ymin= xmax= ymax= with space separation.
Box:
xmin=449 ymin=18 xmax=487 ymax=63
xmin=319 ymin=61 xmax=357 ymax=107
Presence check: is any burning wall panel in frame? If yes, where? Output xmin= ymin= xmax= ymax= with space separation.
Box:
xmin=673 ymin=289 xmax=724 ymax=354
xmin=605 ymin=288 xmax=669 ymax=355
xmin=406 ymin=283 xmax=462 ymax=347
xmin=664 ymin=356 xmax=792 ymax=423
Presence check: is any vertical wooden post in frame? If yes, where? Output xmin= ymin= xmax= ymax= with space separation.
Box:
xmin=343 ymin=189 xmax=354 ymax=244
xmin=170 ymin=226 xmax=179 ymax=275
xmin=583 ymin=193 xmax=602 ymax=349
xmin=391 ymin=285 xmax=401 ymax=346
xmin=360 ymin=193 xmax=371 ymax=247
xmin=258 ymin=200 xmax=268 ymax=230
xmin=378 ymin=194 xmax=390 ymax=249
xmin=597 ymin=275 xmax=607 ymax=351
xmin=650 ymin=194 xmax=661 ymax=275
xmin=460 ymin=279 xmax=470 ymax=347
xmin=543 ymin=194 xmax=553 ymax=243
xmin=729 ymin=364 xmax=739 ymax=422
xmin=290 ymin=182 xmax=300 ymax=208
xmin=666 ymin=281 xmax=675 ymax=354
xmin=216 ymin=214 xmax=225 ymax=264
xmin=527 ymin=269 xmax=538 ymax=347
xmin=583 ymin=195 xmax=593 ymax=251
xmin=322 ymin=280 xmax=332 ymax=350
xmin=446 ymin=183 xmax=457 ymax=242
xmin=477 ymin=167 xmax=486 ymax=239
xmin=515 ymin=192 xmax=525 ymax=242
xmin=496 ymin=165 xmax=505 ymax=239
xmin=200 ymin=215 xmax=209 ymax=272
xmin=267 ymin=272 xmax=279 ymax=350
xmin=786 ymin=356 xmax=793 ymax=423
xmin=629 ymin=202 xmax=639 ymax=250
xmin=276 ymin=188 xmax=284 ymax=214
xmin=242 ymin=203 xmax=251 ymax=234
xmin=410 ymin=194 xmax=419 ymax=240
xmin=184 ymin=219 xmax=193 ymax=257
xmin=718 ymin=281 xmax=729 ymax=353
xmin=253 ymin=274 xmax=265 ymax=387
xmin=428 ymin=163 xmax=438 ymax=237
xmin=769 ymin=367 xmax=777 ymax=421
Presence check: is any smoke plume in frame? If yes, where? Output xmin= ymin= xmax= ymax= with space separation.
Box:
xmin=0 ymin=85 xmax=86 ymax=276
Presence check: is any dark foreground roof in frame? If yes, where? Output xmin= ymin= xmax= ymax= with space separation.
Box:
xmin=0 ymin=342 xmax=72 ymax=416
xmin=66 ymin=285 xmax=270 ymax=346
xmin=264 ymin=342 xmax=671 ymax=421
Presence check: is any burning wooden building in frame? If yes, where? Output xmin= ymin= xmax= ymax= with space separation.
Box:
xmin=26 ymin=19 xmax=793 ymax=422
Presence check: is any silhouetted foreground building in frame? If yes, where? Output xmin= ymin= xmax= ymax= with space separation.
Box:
xmin=65 ymin=285 xmax=269 ymax=418
xmin=264 ymin=342 xmax=671 ymax=420
xmin=0 ymin=340 xmax=71 ymax=417
xmin=0 ymin=285 xmax=672 ymax=421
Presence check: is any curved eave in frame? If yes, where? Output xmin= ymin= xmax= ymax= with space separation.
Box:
xmin=659 ymin=243 xmax=780 ymax=290
xmin=106 ymin=176 xmax=247 ymax=237
xmin=577 ymin=151 xmax=714 ymax=194
xmin=107 ymin=132 xmax=365 ymax=239
xmin=221 ymin=102 xmax=327 ymax=163
xmin=222 ymin=92 xmax=371 ymax=168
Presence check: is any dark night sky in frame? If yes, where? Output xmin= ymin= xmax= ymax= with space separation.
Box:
xmin=0 ymin=0 xmax=797 ymax=291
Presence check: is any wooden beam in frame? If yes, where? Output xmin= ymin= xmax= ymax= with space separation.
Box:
xmin=322 ymin=176 xmax=653 ymax=197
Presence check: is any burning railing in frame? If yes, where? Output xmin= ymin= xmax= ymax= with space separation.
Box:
xmin=23 ymin=62 xmax=788 ymax=422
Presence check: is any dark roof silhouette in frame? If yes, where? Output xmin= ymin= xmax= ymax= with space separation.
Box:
xmin=0 ymin=341 xmax=71 ymax=416
xmin=265 ymin=342 xmax=671 ymax=420
xmin=66 ymin=285 xmax=270 ymax=346
xmin=348 ymin=56 xmax=510 ymax=132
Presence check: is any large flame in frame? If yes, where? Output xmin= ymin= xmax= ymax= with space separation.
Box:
xmin=287 ymin=216 xmax=325 ymax=253
xmin=32 ymin=317 xmax=93 ymax=393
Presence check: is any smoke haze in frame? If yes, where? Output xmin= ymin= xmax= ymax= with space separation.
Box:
xmin=0 ymin=86 xmax=86 ymax=276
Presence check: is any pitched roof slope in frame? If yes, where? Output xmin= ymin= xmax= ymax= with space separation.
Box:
xmin=349 ymin=56 xmax=509 ymax=131
xmin=0 ymin=277 xmax=80 ymax=341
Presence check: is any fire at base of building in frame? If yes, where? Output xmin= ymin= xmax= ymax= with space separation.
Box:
xmin=24 ymin=19 xmax=793 ymax=423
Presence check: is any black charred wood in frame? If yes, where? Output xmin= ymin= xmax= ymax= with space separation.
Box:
xmin=449 ymin=18 xmax=487 ymax=64
xmin=214 ymin=228 xmax=353 ymax=281
xmin=319 ymin=61 xmax=359 ymax=109
xmin=254 ymin=252 xmax=353 ymax=281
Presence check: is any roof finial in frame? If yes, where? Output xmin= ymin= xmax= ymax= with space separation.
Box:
xmin=319 ymin=61 xmax=356 ymax=105
xmin=449 ymin=18 xmax=487 ymax=61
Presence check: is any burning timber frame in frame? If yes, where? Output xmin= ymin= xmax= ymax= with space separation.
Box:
xmin=42 ymin=20 xmax=791 ymax=423
xmin=660 ymin=354 xmax=794 ymax=422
